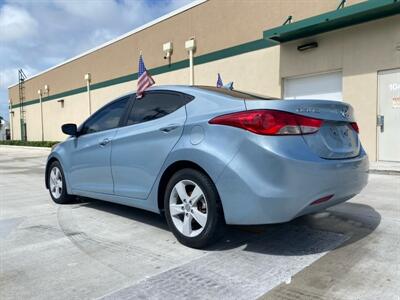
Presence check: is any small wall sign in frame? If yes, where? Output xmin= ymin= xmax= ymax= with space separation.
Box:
xmin=393 ymin=96 xmax=400 ymax=109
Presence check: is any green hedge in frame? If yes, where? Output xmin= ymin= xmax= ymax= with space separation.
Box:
xmin=0 ymin=140 xmax=60 ymax=148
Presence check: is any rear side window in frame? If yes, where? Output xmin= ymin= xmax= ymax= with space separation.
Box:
xmin=81 ymin=97 xmax=129 ymax=134
xmin=126 ymin=92 xmax=188 ymax=126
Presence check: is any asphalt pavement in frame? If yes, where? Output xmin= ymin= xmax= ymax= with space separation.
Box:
xmin=0 ymin=146 xmax=399 ymax=300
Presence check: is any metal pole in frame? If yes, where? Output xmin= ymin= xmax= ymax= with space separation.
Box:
xmin=85 ymin=73 xmax=92 ymax=115
xmin=8 ymin=101 xmax=13 ymax=140
xmin=38 ymin=90 xmax=44 ymax=141
xmin=189 ymin=49 xmax=194 ymax=85
xmin=87 ymin=80 xmax=92 ymax=115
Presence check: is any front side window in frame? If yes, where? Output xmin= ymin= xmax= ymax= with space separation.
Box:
xmin=126 ymin=92 xmax=187 ymax=126
xmin=81 ymin=97 xmax=129 ymax=135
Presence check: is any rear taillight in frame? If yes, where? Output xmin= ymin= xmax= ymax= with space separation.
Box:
xmin=209 ymin=110 xmax=323 ymax=135
xmin=350 ymin=122 xmax=359 ymax=133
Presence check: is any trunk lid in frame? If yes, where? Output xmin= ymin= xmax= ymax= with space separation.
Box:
xmin=245 ymin=99 xmax=360 ymax=159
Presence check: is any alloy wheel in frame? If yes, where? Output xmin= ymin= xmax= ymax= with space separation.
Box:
xmin=49 ymin=166 xmax=63 ymax=199
xmin=169 ymin=179 xmax=208 ymax=237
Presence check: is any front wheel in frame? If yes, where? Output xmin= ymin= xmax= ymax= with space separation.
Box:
xmin=164 ymin=168 xmax=225 ymax=248
xmin=47 ymin=161 xmax=74 ymax=204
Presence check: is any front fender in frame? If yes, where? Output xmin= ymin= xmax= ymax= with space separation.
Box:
xmin=45 ymin=147 xmax=72 ymax=194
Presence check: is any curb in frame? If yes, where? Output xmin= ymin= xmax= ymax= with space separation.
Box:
xmin=368 ymin=169 xmax=400 ymax=176
xmin=0 ymin=145 xmax=52 ymax=151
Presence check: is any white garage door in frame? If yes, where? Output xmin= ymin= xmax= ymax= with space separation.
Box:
xmin=284 ymin=72 xmax=342 ymax=101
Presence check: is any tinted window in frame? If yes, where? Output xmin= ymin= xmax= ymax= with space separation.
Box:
xmin=195 ymin=86 xmax=277 ymax=100
xmin=81 ymin=97 xmax=129 ymax=134
xmin=126 ymin=92 xmax=186 ymax=126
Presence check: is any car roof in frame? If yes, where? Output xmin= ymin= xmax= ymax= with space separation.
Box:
xmin=115 ymin=85 xmax=278 ymax=100
xmin=150 ymin=85 xmax=277 ymax=99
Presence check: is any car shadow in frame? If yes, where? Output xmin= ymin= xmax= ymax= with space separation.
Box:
xmin=75 ymin=197 xmax=381 ymax=256
xmin=75 ymin=196 xmax=169 ymax=230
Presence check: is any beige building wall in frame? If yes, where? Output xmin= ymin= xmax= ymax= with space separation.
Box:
xmin=90 ymin=81 xmax=135 ymax=112
xmin=11 ymin=46 xmax=280 ymax=141
xmin=41 ymin=92 xmax=91 ymax=140
xmin=9 ymin=109 xmax=21 ymax=141
xmin=7 ymin=0 xmax=397 ymax=163
xmin=8 ymin=13 xmax=399 ymax=162
xmin=279 ymin=15 xmax=400 ymax=162
xmin=8 ymin=0 xmax=363 ymax=104
xmin=195 ymin=47 xmax=281 ymax=97
xmin=24 ymin=103 xmax=42 ymax=141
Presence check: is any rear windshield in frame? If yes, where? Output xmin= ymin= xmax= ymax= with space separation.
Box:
xmin=194 ymin=86 xmax=278 ymax=100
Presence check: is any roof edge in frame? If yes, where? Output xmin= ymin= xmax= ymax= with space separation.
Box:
xmin=263 ymin=0 xmax=400 ymax=43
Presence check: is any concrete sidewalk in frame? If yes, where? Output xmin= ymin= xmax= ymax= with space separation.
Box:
xmin=369 ymin=161 xmax=400 ymax=175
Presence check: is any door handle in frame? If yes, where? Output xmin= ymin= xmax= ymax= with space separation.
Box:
xmin=159 ymin=124 xmax=180 ymax=133
xmin=99 ymin=138 xmax=111 ymax=146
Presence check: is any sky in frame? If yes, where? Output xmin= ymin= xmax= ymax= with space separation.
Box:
xmin=0 ymin=0 xmax=193 ymax=121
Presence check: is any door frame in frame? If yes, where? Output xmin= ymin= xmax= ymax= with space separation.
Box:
xmin=376 ymin=67 xmax=400 ymax=162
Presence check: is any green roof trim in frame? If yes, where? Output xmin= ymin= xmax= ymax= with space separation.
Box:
xmin=263 ymin=0 xmax=400 ymax=43
xmin=11 ymin=39 xmax=276 ymax=109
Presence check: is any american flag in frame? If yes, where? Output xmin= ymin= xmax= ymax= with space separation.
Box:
xmin=137 ymin=54 xmax=155 ymax=98
xmin=216 ymin=73 xmax=223 ymax=88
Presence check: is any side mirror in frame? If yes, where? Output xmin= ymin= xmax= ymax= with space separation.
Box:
xmin=62 ymin=123 xmax=78 ymax=136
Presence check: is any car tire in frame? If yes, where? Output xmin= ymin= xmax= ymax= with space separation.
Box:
xmin=164 ymin=168 xmax=225 ymax=248
xmin=47 ymin=161 xmax=74 ymax=204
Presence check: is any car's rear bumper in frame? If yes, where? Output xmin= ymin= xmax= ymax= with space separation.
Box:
xmin=215 ymin=135 xmax=369 ymax=225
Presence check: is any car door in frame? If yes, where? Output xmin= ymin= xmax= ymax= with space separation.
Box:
xmin=111 ymin=91 xmax=191 ymax=199
xmin=68 ymin=96 xmax=131 ymax=194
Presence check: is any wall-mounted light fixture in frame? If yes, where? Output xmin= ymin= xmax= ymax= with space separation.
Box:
xmin=297 ymin=42 xmax=318 ymax=52
xmin=84 ymin=73 xmax=91 ymax=82
xmin=185 ymin=38 xmax=196 ymax=52
xmin=163 ymin=42 xmax=173 ymax=59
xmin=57 ymin=99 xmax=65 ymax=108
xmin=185 ymin=37 xmax=196 ymax=85
xmin=44 ymin=85 xmax=49 ymax=95
xmin=163 ymin=41 xmax=173 ymax=66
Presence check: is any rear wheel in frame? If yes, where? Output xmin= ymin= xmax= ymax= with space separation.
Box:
xmin=48 ymin=161 xmax=74 ymax=204
xmin=164 ymin=168 xmax=225 ymax=248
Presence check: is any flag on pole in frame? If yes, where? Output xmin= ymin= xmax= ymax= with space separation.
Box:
xmin=216 ymin=73 xmax=223 ymax=88
xmin=137 ymin=54 xmax=155 ymax=98
xmin=223 ymin=81 xmax=234 ymax=90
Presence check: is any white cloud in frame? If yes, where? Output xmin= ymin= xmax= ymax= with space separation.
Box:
xmin=54 ymin=0 xmax=121 ymax=21
xmin=90 ymin=28 xmax=117 ymax=46
xmin=0 ymin=68 xmax=19 ymax=90
xmin=0 ymin=4 xmax=38 ymax=42
xmin=0 ymin=66 xmax=38 ymax=89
